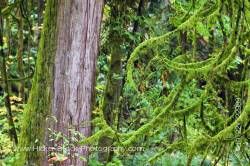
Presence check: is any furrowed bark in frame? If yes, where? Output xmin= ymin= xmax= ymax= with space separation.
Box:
xmin=49 ymin=0 xmax=103 ymax=165
xmin=18 ymin=0 xmax=104 ymax=165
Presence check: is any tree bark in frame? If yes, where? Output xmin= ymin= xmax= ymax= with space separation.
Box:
xmin=0 ymin=4 xmax=18 ymax=145
xmin=98 ymin=1 xmax=147 ymax=163
xmin=49 ymin=0 xmax=103 ymax=165
xmin=132 ymin=0 xmax=145 ymax=34
xmin=17 ymin=7 xmax=25 ymax=102
xmin=37 ymin=0 xmax=44 ymax=26
xmin=98 ymin=29 xmax=123 ymax=163
xmin=18 ymin=0 xmax=104 ymax=165
xmin=18 ymin=1 xmax=59 ymax=165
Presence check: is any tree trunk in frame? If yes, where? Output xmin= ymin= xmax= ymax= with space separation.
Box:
xmin=37 ymin=0 xmax=44 ymax=26
xmin=18 ymin=0 xmax=104 ymax=165
xmin=49 ymin=0 xmax=104 ymax=165
xmin=17 ymin=7 xmax=25 ymax=102
xmin=18 ymin=1 xmax=59 ymax=165
xmin=0 ymin=4 xmax=18 ymax=145
xmin=98 ymin=1 xmax=147 ymax=163
xmin=132 ymin=0 xmax=145 ymax=34
xmin=98 ymin=30 xmax=123 ymax=163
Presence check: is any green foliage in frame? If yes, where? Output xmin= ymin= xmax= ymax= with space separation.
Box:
xmin=90 ymin=0 xmax=250 ymax=165
xmin=1 ymin=0 xmax=250 ymax=165
xmin=0 ymin=106 xmax=23 ymax=165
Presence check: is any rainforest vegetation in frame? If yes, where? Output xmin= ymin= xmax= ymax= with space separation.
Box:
xmin=0 ymin=0 xmax=250 ymax=165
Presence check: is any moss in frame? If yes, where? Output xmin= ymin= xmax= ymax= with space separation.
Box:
xmin=17 ymin=0 xmax=59 ymax=165
xmin=185 ymin=84 xmax=250 ymax=158
xmin=126 ymin=1 xmax=225 ymax=94
xmin=229 ymin=79 xmax=250 ymax=87
xmin=80 ymin=128 xmax=114 ymax=145
xmin=212 ymin=92 xmax=250 ymax=142
xmin=79 ymin=0 xmax=250 ymax=162
xmin=171 ymin=99 xmax=202 ymax=118
xmin=117 ymin=80 xmax=186 ymax=146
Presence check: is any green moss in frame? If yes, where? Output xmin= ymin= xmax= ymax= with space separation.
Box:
xmin=16 ymin=0 xmax=59 ymax=165
xmin=80 ymin=0 xmax=250 ymax=163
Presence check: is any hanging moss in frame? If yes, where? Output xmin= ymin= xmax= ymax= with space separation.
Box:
xmin=81 ymin=0 xmax=250 ymax=164
xmin=126 ymin=0 xmax=221 ymax=92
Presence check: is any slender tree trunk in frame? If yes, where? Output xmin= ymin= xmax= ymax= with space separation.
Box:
xmin=0 ymin=7 xmax=18 ymax=145
xmin=37 ymin=0 xmax=44 ymax=26
xmin=98 ymin=1 xmax=146 ymax=163
xmin=18 ymin=0 xmax=104 ymax=165
xmin=98 ymin=30 xmax=123 ymax=163
xmin=34 ymin=0 xmax=44 ymax=43
xmin=17 ymin=7 xmax=25 ymax=102
xmin=180 ymin=31 xmax=188 ymax=54
xmin=132 ymin=0 xmax=145 ymax=34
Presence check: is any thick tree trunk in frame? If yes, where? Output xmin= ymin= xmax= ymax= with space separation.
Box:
xmin=48 ymin=0 xmax=103 ymax=165
xmin=18 ymin=0 xmax=103 ymax=165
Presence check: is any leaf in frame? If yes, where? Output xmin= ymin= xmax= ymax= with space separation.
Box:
xmin=124 ymin=32 xmax=136 ymax=41
xmin=48 ymin=153 xmax=68 ymax=163
xmin=56 ymin=153 xmax=68 ymax=162
xmin=55 ymin=132 xmax=63 ymax=142
xmin=79 ymin=156 xmax=87 ymax=162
